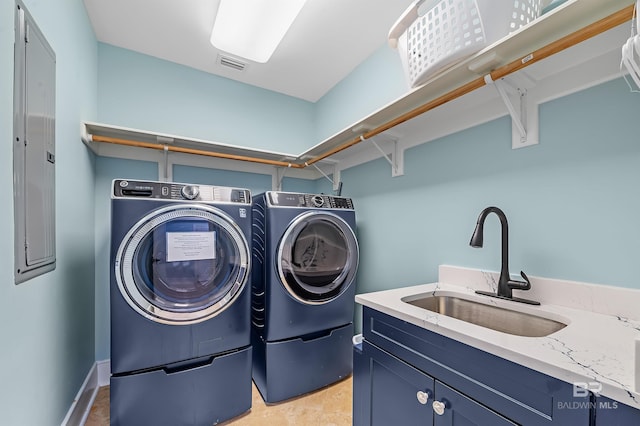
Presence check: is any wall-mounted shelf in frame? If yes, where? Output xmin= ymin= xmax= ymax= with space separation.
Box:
xmin=299 ymin=0 xmax=634 ymax=164
xmin=82 ymin=0 xmax=635 ymax=179
xmin=82 ymin=121 xmax=301 ymax=168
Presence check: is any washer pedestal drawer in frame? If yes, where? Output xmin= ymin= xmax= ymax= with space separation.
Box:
xmin=252 ymin=323 xmax=353 ymax=403
xmin=110 ymin=346 xmax=252 ymax=426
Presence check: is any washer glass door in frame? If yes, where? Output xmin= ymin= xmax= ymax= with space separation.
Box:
xmin=278 ymin=212 xmax=358 ymax=304
xmin=116 ymin=205 xmax=249 ymax=324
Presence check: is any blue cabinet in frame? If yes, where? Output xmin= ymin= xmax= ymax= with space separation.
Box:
xmin=595 ymin=396 xmax=640 ymax=425
xmin=355 ymin=307 xmax=593 ymax=425
xmin=366 ymin=341 xmax=434 ymax=425
xmin=359 ymin=340 xmax=515 ymax=426
xmin=435 ymin=381 xmax=517 ymax=426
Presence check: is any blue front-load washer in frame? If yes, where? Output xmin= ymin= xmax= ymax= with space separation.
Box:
xmin=110 ymin=179 xmax=252 ymax=426
xmin=251 ymin=191 xmax=359 ymax=403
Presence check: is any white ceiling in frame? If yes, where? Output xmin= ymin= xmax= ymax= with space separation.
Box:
xmin=83 ymin=0 xmax=415 ymax=102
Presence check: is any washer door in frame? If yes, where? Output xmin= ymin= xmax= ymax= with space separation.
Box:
xmin=277 ymin=211 xmax=358 ymax=304
xmin=115 ymin=204 xmax=249 ymax=325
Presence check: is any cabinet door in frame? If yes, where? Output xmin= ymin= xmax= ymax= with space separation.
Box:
xmin=432 ymin=381 xmax=516 ymax=426
xmin=595 ymin=396 xmax=640 ymax=426
xmin=363 ymin=307 xmax=591 ymax=424
xmin=365 ymin=341 xmax=434 ymax=426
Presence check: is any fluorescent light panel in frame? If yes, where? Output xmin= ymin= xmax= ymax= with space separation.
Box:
xmin=210 ymin=0 xmax=307 ymax=63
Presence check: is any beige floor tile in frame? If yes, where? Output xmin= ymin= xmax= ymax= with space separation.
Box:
xmin=85 ymin=377 xmax=353 ymax=425
xmin=85 ymin=386 xmax=110 ymax=426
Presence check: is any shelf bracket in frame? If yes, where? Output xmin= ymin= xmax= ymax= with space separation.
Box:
xmin=157 ymin=136 xmax=174 ymax=181
xmin=484 ymin=74 xmax=538 ymax=149
xmin=332 ymin=169 xmax=342 ymax=192
xmin=364 ymin=135 xmax=404 ymax=177
xmin=273 ymin=166 xmax=290 ymax=191
xmin=307 ymin=162 xmax=342 ymax=192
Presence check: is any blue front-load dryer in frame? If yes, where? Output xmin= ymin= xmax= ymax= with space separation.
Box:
xmin=109 ymin=179 xmax=252 ymax=426
xmin=251 ymin=191 xmax=359 ymax=403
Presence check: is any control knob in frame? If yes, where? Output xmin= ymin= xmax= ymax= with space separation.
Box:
xmin=311 ymin=195 xmax=324 ymax=207
xmin=181 ymin=185 xmax=200 ymax=200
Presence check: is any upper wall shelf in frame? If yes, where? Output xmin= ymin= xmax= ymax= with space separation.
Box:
xmin=82 ymin=121 xmax=301 ymax=168
xmin=299 ymin=0 xmax=635 ymax=163
xmin=83 ymin=0 xmax=635 ymax=170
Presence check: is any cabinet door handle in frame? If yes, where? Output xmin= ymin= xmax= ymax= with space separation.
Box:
xmin=416 ymin=390 xmax=430 ymax=405
xmin=432 ymin=400 xmax=446 ymax=415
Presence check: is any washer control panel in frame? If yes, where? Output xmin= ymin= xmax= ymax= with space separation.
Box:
xmin=267 ymin=191 xmax=354 ymax=210
xmin=180 ymin=185 xmax=200 ymax=200
xmin=113 ymin=179 xmax=250 ymax=204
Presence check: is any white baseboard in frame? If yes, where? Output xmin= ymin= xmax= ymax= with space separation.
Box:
xmin=61 ymin=359 xmax=110 ymax=426
xmin=97 ymin=359 xmax=111 ymax=387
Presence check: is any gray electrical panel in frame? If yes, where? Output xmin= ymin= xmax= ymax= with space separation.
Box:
xmin=13 ymin=1 xmax=56 ymax=284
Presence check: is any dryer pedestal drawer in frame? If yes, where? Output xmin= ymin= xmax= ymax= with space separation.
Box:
xmin=110 ymin=346 xmax=252 ymax=426
xmin=252 ymin=323 xmax=353 ymax=403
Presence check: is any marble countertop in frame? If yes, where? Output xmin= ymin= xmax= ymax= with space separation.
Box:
xmin=355 ymin=265 xmax=640 ymax=410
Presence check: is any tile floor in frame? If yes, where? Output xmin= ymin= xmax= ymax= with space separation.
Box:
xmin=85 ymin=377 xmax=353 ymax=425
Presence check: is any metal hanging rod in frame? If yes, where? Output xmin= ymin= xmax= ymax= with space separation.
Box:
xmin=88 ymin=134 xmax=305 ymax=168
xmin=303 ymin=4 xmax=635 ymax=167
xmin=87 ymin=4 xmax=634 ymax=170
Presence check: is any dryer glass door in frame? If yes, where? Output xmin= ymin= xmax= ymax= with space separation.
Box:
xmin=116 ymin=205 xmax=249 ymax=324
xmin=278 ymin=212 xmax=358 ymax=304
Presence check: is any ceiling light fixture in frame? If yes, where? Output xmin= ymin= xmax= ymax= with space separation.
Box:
xmin=210 ymin=0 xmax=308 ymax=64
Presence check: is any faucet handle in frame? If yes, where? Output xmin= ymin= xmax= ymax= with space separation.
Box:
xmin=507 ymin=271 xmax=531 ymax=291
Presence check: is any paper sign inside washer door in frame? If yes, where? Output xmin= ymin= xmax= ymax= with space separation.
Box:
xmin=166 ymin=231 xmax=216 ymax=262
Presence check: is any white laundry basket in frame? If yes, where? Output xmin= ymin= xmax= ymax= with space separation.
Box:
xmin=389 ymin=0 xmax=544 ymax=88
xmin=620 ymin=0 xmax=640 ymax=91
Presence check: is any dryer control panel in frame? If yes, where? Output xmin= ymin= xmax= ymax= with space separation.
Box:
xmin=112 ymin=179 xmax=251 ymax=204
xmin=267 ymin=191 xmax=354 ymax=210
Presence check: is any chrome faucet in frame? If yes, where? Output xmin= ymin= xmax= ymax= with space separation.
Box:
xmin=470 ymin=207 xmax=539 ymax=305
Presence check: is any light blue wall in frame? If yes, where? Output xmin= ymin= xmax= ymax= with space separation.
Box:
xmin=97 ymin=43 xmax=316 ymax=154
xmin=173 ymin=165 xmax=319 ymax=195
xmin=281 ymin=177 xmax=319 ymax=194
xmin=173 ymin=165 xmax=272 ymax=194
xmin=314 ymin=44 xmax=407 ymax=142
xmin=0 ymin=0 xmax=97 ymax=424
xmin=344 ymin=78 xmax=640 ymax=329
xmin=97 ymin=42 xmax=407 ymax=154
xmin=0 ymin=1 xmax=633 ymax=419
xmin=174 ymin=165 xmax=326 ymax=196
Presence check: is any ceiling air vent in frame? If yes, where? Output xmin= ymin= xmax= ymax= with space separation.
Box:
xmin=218 ymin=55 xmax=247 ymax=72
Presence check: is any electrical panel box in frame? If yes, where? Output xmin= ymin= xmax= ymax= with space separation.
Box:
xmin=13 ymin=1 xmax=56 ymax=284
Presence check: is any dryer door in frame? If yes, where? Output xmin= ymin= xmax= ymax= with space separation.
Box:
xmin=115 ymin=204 xmax=249 ymax=325
xmin=277 ymin=211 xmax=358 ymax=304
